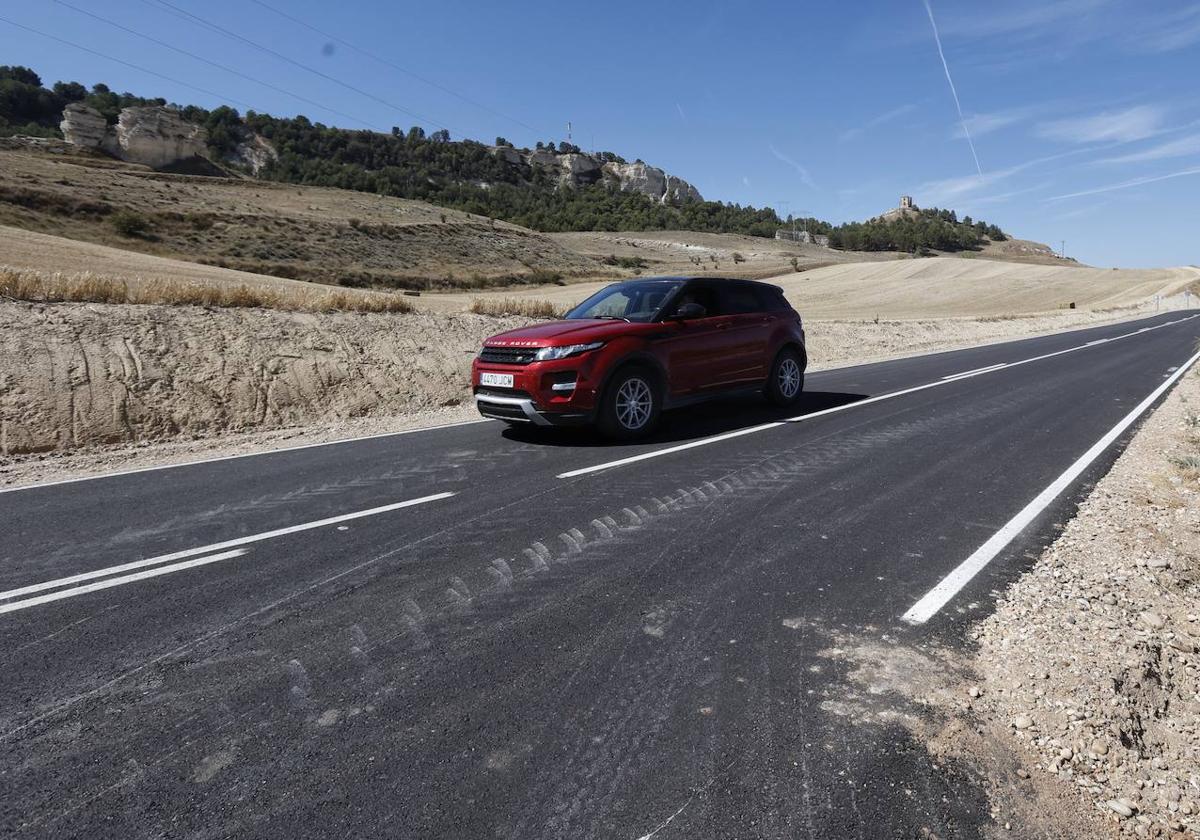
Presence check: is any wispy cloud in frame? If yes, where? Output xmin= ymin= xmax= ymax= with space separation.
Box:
xmin=953 ymin=107 xmax=1038 ymax=139
xmin=675 ymin=103 xmax=687 ymax=122
xmin=1093 ymin=133 xmax=1200 ymax=165
xmin=922 ymin=0 xmax=982 ymax=175
xmin=742 ymin=175 xmax=751 ymax=187
xmin=840 ymin=104 xmax=918 ymax=141
xmin=1046 ymin=166 xmax=1200 ymax=201
xmin=1127 ymin=4 xmax=1200 ymax=53
xmin=1037 ymin=105 xmax=1168 ymax=144
xmin=1050 ymin=200 xmax=1112 ymax=221
xmin=933 ymin=0 xmax=1112 ymax=39
xmin=919 ymin=167 xmax=1020 ymax=206
xmin=768 ymin=143 xmax=815 ymax=188
xmin=919 ymin=145 xmax=1099 ymax=205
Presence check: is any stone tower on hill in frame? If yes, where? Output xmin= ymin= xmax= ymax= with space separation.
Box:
xmin=880 ymin=195 xmax=921 ymax=222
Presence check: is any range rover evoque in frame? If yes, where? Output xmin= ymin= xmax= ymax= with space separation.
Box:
xmin=471 ymin=276 xmax=807 ymax=438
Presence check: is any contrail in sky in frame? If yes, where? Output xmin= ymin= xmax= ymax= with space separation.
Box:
xmin=922 ymin=0 xmax=983 ymax=175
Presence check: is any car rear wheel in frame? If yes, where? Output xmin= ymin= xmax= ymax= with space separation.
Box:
xmin=765 ymin=348 xmax=805 ymax=407
xmin=598 ymin=367 xmax=661 ymax=439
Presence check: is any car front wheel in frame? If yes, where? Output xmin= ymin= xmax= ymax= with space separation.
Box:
xmin=598 ymin=367 xmax=661 ymax=439
xmin=765 ymin=348 xmax=805 ymax=407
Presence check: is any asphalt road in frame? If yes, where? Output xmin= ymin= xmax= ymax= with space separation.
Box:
xmin=3 ymin=310 xmax=1199 ymax=839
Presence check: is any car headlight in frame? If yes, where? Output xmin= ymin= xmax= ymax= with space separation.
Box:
xmin=535 ymin=341 xmax=603 ymax=361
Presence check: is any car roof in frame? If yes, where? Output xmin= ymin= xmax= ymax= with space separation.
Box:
xmin=624 ymin=276 xmax=784 ymax=291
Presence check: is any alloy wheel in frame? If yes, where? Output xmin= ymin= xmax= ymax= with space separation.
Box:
xmin=615 ymin=377 xmax=653 ymax=430
xmin=778 ymin=357 xmax=801 ymax=399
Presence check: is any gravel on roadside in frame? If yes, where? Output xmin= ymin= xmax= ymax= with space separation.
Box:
xmin=968 ymin=368 xmax=1200 ymax=837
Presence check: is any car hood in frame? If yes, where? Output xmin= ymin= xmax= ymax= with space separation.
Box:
xmin=482 ymin=319 xmax=640 ymax=347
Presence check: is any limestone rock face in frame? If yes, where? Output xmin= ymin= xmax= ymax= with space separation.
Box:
xmin=230 ymin=133 xmax=278 ymax=175
xmin=556 ymin=153 xmax=603 ymax=187
xmin=603 ymin=161 xmax=703 ymax=203
xmin=60 ymin=104 xmax=209 ymax=169
xmin=489 ymin=145 xmax=522 ymax=166
xmin=520 ymin=148 xmax=703 ymax=202
xmin=113 ymin=107 xmax=208 ymax=168
xmin=524 ymin=148 xmax=558 ymax=169
xmin=59 ymin=103 xmax=110 ymax=151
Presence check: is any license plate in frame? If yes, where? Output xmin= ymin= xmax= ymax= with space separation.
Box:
xmin=480 ymin=372 xmax=514 ymax=388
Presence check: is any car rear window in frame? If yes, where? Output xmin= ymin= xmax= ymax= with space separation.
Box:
xmin=720 ymin=285 xmax=761 ymax=314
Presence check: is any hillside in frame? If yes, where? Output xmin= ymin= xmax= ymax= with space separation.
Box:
xmin=773 ymin=258 xmax=1198 ymax=319
xmin=0 ymin=140 xmax=605 ymax=289
xmin=441 ymin=257 xmax=1199 ymax=318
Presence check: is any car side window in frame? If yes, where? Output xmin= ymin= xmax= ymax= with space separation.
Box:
xmin=720 ymin=284 xmax=762 ymax=315
xmin=674 ymin=283 xmax=722 ymax=317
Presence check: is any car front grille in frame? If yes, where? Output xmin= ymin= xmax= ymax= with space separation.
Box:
xmin=475 ymin=387 xmax=532 ymax=399
xmin=479 ymin=346 xmax=538 ymax=365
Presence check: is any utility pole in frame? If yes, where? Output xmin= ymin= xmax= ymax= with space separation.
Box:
xmin=1060 ymin=240 xmax=1066 ymax=259
xmin=566 ymin=121 xmax=572 ymax=144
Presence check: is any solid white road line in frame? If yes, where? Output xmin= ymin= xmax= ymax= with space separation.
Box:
xmin=901 ymin=346 xmax=1200 ymax=625
xmin=558 ymin=314 xmax=1199 ymax=479
xmin=0 ymin=492 xmax=455 ymax=603
xmin=0 ymin=549 xmax=248 ymax=616
xmin=0 ymin=420 xmax=492 ymax=495
xmin=942 ymin=363 xmax=1007 ymax=380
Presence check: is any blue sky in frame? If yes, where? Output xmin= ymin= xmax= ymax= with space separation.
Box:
xmin=2 ymin=0 xmax=1199 ymax=267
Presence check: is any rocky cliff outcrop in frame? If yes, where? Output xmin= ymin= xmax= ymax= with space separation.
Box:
xmin=511 ymin=147 xmax=703 ymax=202
xmin=394 ymin=139 xmax=707 ymax=203
xmin=114 ymin=107 xmax=208 ymax=168
xmin=602 ymin=161 xmax=703 ymax=203
xmin=60 ymin=103 xmax=209 ymax=169
xmin=230 ymin=133 xmax=278 ymax=176
xmin=59 ymin=102 xmax=109 ymax=150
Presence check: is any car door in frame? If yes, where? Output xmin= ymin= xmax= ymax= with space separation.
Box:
xmin=716 ymin=282 xmax=773 ymax=384
xmin=655 ymin=281 xmax=738 ymax=396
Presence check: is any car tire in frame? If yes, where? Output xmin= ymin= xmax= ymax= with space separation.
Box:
xmin=598 ymin=366 xmax=661 ymax=439
xmin=765 ymin=347 xmax=805 ymax=407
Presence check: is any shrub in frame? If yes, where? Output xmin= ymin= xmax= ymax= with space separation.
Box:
xmin=110 ymin=210 xmax=150 ymax=237
xmin=469 ymin=297 xmax=564 ymax=319
xmin=0 ymin=267 xmax=413 ymax=313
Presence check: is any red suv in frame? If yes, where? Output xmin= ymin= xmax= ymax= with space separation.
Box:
xmin=472 ymin=277 xmax=806 ymax=438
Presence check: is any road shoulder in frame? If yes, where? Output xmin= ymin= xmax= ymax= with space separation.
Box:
xmin=965 ymin=367 xmax=1200 ymax=835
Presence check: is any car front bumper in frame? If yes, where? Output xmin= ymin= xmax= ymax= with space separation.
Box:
xmin=473 ymin=391 xmax=592 ymax=426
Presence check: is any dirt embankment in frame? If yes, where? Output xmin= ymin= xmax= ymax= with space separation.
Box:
xmin=0 ymin=302 xmax=524 ymax=455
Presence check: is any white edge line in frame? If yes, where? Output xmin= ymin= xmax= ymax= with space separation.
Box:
xmin=901 ymin=346 xmax=1200 ymax=625
xmin=556 ymin=422 xmax=785 ymax=478
xmin=0 ymin=549 xmax=248 ymax=616
xmin=0 ymin=419 xmax=492 ymax=495
xmin=558 ymin=313 xmax=1199 ymax=479
xmin=0 ymin=491 xmax=455 ymax=602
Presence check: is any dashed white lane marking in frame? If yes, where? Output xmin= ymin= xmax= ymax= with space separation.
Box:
xmin=558 ymin=314 xmax=1199 ymax=479
xmin=0 ymin=550 xmax=248 ymax=616
xmin=941 ymin=363 xmax=1007 ymax=380
xmin=0 ymin=492 xmax=455 ymax=606
xmin=901 ymin=346 xmax=1200 ymax=625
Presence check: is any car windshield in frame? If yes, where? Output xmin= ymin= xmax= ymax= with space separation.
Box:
xmin=564 ymin=280 xmax=684 ymax=322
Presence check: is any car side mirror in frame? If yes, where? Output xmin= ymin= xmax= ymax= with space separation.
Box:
xmin=673 ymin=302 xmax=706 ymax=320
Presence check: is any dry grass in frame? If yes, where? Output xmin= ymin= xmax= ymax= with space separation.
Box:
xmin=469 ymin=297 xmax=564 ymax=319
xmin=0 ymin=266 xmax=413 ymax=313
